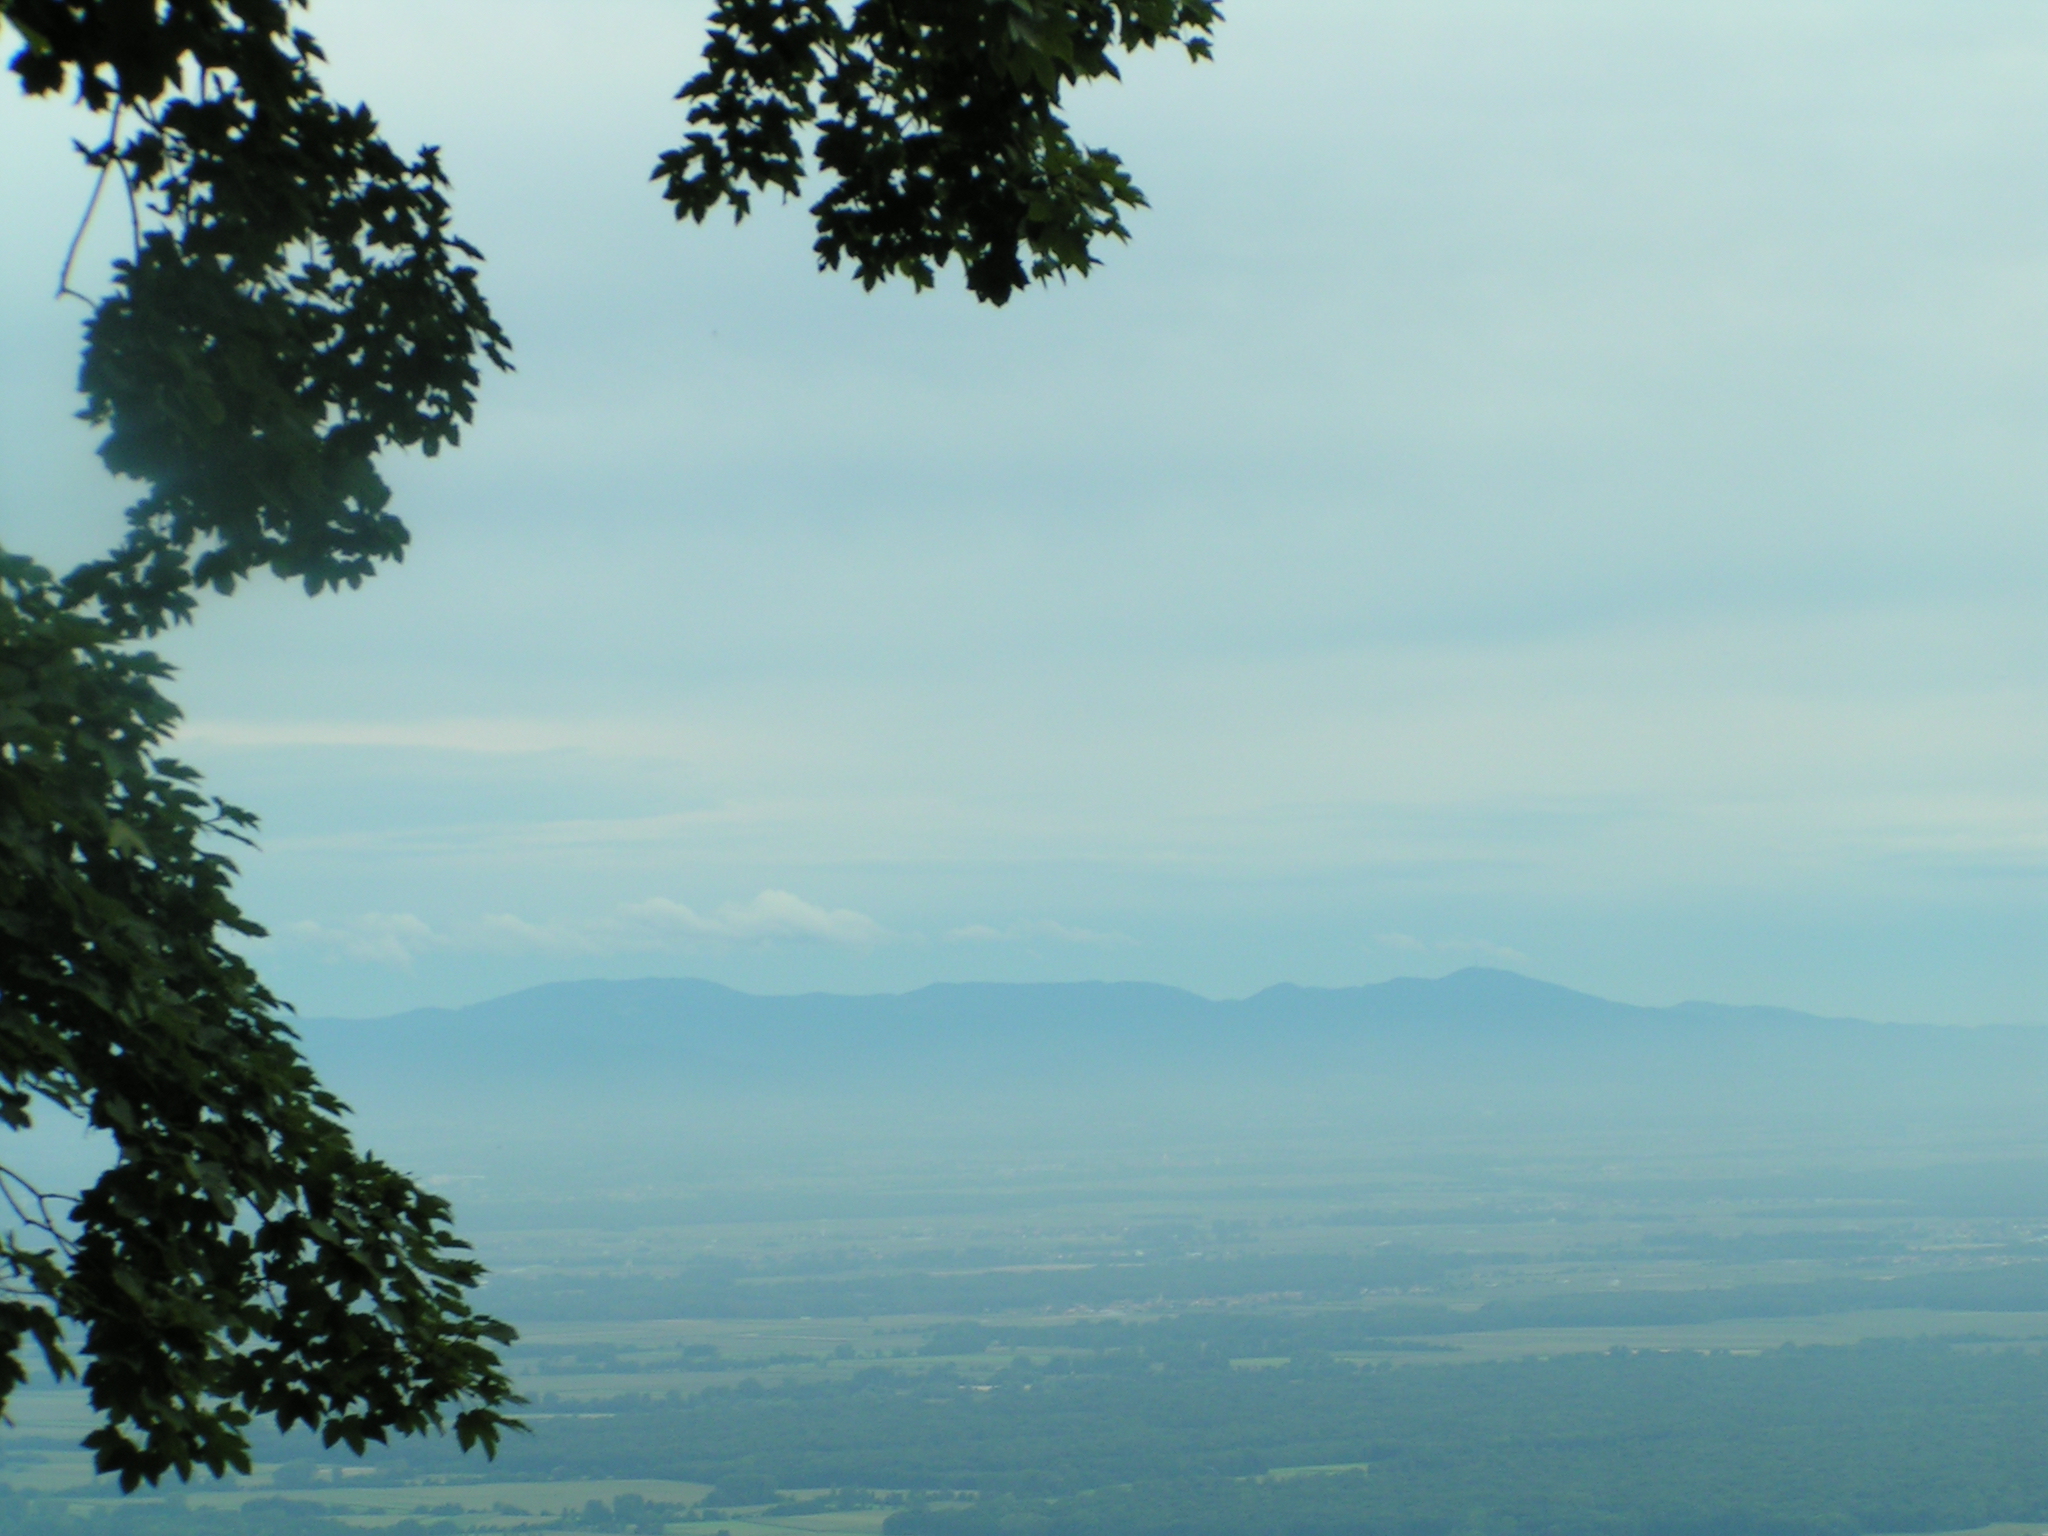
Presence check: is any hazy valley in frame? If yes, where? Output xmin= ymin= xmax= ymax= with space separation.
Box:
xmin=7 ymin=971 xmax=2048 ymax=1535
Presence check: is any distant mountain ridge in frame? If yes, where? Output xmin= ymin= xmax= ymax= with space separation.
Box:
xmin=300 ymin=967 xmax=1878 ymax=1085
xmin=313 ymin=965 xmax=1884 ymax=1041
xmin=293 ymin=968 xmax=2047 ymax=1170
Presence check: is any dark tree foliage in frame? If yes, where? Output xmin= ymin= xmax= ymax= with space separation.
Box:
xmin=0 ymin=0 xmax=526 ymax=1489
xmin=0 ymin=556 xmax=518 ymax=1488
xmin=660 ymin=0 xmax=1220 ymax=304
xmin=365 ymin=1339 xmax=2048 ymax=1536
xmin=1 ymin=0 xmax=1212 ymax=1494
xmin=5 ymin=0 xmax=509 ymax=637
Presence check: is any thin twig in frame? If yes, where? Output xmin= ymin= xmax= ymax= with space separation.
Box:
xmin=56 ymin=102 xmax=122 ymax=302
xmin=119 ymin=144 xmax=143 ymax=254
xmin=0 ymin=1165 xmax=78 ymax=1253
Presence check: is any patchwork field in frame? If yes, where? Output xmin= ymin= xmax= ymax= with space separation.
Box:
xmin=9 ymin=1121 xmax=2048 ymax=1535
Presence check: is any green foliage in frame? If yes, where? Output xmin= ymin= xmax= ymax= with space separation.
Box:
xmin=0 ymin=0 xmax=1215 ymax=1494
xmin=373 ymin=1339 xmax=2048 ymax=1536
xmin=5 ymin=0 xmax=509 ymax=636
xmin=0 ymin=556 xmax=520 ymax=1488
xmin=0 ymin=1486 xmax=459 ymax=1536
xmin=658 ymin=0 xmax=1221 ymax=303
xmin=0 ymin=0 xmax=523 ymax=1490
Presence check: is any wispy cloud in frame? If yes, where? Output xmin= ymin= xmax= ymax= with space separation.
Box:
xmin=946 ymin=919 xmax=1136 ymax=949
xmin=617 ymin=892 xmax=890 ymax=946
xmin=173 ymin=715 xmax=756 ymax=761
xmin=283 ymin=913 xmax=449 ymax=969
xmin=284 ymin=890 xmax=892 ymax=967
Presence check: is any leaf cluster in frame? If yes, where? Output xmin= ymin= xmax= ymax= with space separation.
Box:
xmin=0 ymin=0 xmax=1220 ymax=1496
xmin=0 ymin=556 xmax=521 ymax=1489
xmin=5 ymin=0 xmax=509 ymax=635
xmin=658 ymin=0 xmax=1220 ymax=304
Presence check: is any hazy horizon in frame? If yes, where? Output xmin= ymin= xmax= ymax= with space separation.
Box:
xmin=300 ymin=963 xmax=1894 ymax=1022
xmin=10 ymin=3 xmax=2048 ymax=1026
xmin=14 ymin=10 xmax=2048 ymax=1533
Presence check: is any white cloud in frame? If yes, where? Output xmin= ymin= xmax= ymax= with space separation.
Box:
xmin=284 ymin=913 xmax=448 ymax=968
xmin=618 ymin=891 xmax=890 ymax=946
xmin=281 ymin=891 xmax=891 ymax=966
xmin=947 ymin=919 xmax=1136 ymax=949
xmin=173 ymin=715 xmax=748 ymax=761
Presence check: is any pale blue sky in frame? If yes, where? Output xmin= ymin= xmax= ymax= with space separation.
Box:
xmin=7 ymin=2 xmax=2048 ymax=1022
